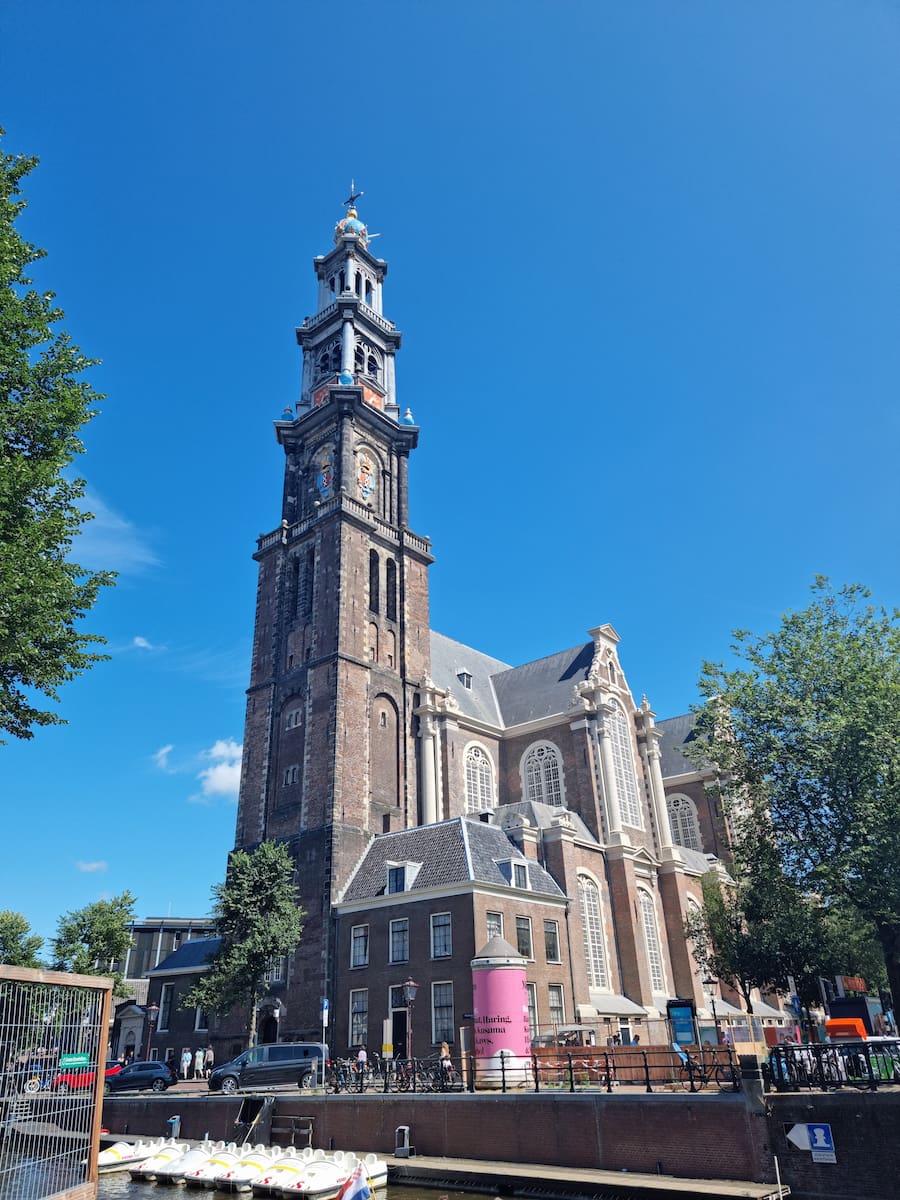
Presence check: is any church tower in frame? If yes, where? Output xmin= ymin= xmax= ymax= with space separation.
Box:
xmin=234 ymin=194 xmax=433 ymax=1038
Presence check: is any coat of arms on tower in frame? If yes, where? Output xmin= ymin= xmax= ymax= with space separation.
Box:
xmin=317 ymin=449 xmax=334 ymax=500
xmin=356 ymin=450 xmax=375 ymax=501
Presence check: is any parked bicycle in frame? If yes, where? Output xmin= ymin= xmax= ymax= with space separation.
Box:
xmin=673 ymin=1043 xmax=737 ymax=1092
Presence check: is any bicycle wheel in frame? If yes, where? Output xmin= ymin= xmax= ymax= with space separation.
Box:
xmin=679 ymin=1063 xmax=705 ymax=1091
xmin=715 ymin=1064 xmax=738 ymax=1092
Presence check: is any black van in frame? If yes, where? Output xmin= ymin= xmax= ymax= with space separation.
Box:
xmin=207 ymin=1042 xmax=329 ymax=1093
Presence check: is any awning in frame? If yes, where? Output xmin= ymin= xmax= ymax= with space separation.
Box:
xmin=711 ymin=998 xmax=746 ymax=1017
xmin=585 ymin=994 xmax=647 ymax=1018
xmin=749 ymin=1000 xmax=787 ymax=1020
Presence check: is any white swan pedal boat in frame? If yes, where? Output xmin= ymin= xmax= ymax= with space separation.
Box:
xmin=130 ymin=1139 xmax=190 ymax=1180
xmin=152 ymin=1140 xmax=226 ymax=1184
xmin=97 ymin=1138 xmax=165 ymax=1174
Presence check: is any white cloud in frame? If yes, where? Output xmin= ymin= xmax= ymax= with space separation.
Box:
xmin=191 ymin=739 xmax=243 ymax=804
xmin=154 ymin=744 xmax=175 ymax=771
xmin=76 ymin=860 xmax=107 ymax=873
xmin=75 ymin=490 xmax=161 ymax=574
xmin=132 ymin=635 xmax=159 ymax=651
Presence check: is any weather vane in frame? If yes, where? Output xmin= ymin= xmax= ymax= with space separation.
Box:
xmin=344 ymin=180 xmax=364 ymax=208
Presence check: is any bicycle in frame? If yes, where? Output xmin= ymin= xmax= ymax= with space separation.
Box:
xmin=677 ymin=1050 xmax=737 ymax=1092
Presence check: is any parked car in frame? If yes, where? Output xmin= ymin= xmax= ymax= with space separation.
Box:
xmin=53 ymin=1060 xmax=122 ymax=1093
xmin=208 ymin=1042 xmax=329 ymax=1093
xmin=104 ymin=1060 xmax=178 ymax=1093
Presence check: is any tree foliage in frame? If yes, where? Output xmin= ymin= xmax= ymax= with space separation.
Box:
xmin=0 ymin=909 xmax=44 ymax=968
xmin=685 ymin=822 xmax=826 ymax=1013
xmin=0 ymin=131 xmax=114 ymax=741
xmin=693 ymin=578 xmax=900 ymax=1004
xmin=51 ymin=891 xmax=135 ymax=994
xmin=183 ymin=842 xmax=305 ymax=1046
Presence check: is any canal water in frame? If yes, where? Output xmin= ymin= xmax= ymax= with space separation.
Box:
xmin=97 ymin=1180 xmax=492 ymax=1200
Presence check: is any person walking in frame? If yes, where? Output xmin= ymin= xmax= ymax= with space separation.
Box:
xmin=180 ymin=1048 xmax=192 ymax=1080
xmin=356 ymin=1045 xmax=367 ymax=1092
xmin=203 ymin=1046 xmax=214 ymax=1079
xmin=194 ymin=1047 xmax=204 ymax=1080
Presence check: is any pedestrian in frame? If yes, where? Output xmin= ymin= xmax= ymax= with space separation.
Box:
xmin=180 ymin=1048 xmax=192 ymax=1080
xmin=204 ymin=1046 xmax=214 ymax=1078
xmin=194 ymin=1047 xmax=204 ymax=1080
xmin=356 ymin=1044 xmax=367 ymax=1091
xmin=166 ymin=1053 xmax=178 ymax=1079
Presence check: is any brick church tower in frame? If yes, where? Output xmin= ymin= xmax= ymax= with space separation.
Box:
xmin=233 ymin=195 xmax=433 ymax=1038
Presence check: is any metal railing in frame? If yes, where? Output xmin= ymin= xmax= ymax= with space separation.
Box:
xmin=765 ymin=1040 xmax=900 ymax=1092
xmin=0 ymin=965 xmax=114 ymax=1200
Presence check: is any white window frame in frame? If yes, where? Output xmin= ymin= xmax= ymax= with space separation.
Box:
xmin=667 ymin=793 xmax=702 ymax=851
xmin=430 ymin=912 xmax=452 ymax=959
xmin=350 ymin=924 xmax=369 ymax=968
xmin=577 ymin=873 xmax=610 ymax=990
xmin=608 ymin=702 xmax=642 ymax=828
xmin=515 ymin=915 xmax=534 ymax=960
xmin=548 ymin=984 xmax=565 ymax=1028
xmin=639 ymin=888 xmax=666 ymax=994
xmin=464 ymin=743 xmax=494 ymax=812
xmin=389 ymin=918 xmax=409 ymax=964
xmin=520 ymin=741 xmax=566 ymax=807
xmin=525 ymin=981 xmax=538 ymax=1038
xmin=158 ymin=983 xmax=174 ymax=1032
xmin=543 ymin=919 xmax=561 ymax=963
xmin=350 ymin=989 xmax=368 ymax=1047
xmin=431 ymin=981 xmax=454 ymax=1045
xmin=486 ymin=911 xmax=503 ymax=941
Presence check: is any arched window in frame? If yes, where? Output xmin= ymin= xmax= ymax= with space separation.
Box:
xmin=522 ymin=742 xmax=564 ymax=807
xmin=577 ymin=875 xmax=609 ymax=989
xmin=609 ymin=702 xmax=641 ymax=827
xmin=639 ymin=890 xmax=665 ymax=993
xmin=465 ymin=745 xmax=494 ymax=812
xmin=315 ymin=338 xmax=341 ymax=381
xmin=386 ymin=559 xmax=397 ymax=621
xmin=368 ymin=549 xmax=379 ymax=613
xmin=667 ymin=794 xmax=702 ymax=851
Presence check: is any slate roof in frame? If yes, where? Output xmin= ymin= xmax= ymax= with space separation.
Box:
xmin=656 ymin=712 xmax=702 ymax=778
xmin=491 ymin=642 xmax=595 ymax=726
xmin=340 ymin=817 xmax=566 ymax=903
xmin=496 ymin=800 xmax=599 ymax=844
xmin=429 ymin=631 xmax=511 ymax=725
xmin=150 ymin=936 xmax=221 ymax=974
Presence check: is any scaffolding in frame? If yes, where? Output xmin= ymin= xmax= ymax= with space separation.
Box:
xmin=0 ymin=965 xmax=113 ymax=1200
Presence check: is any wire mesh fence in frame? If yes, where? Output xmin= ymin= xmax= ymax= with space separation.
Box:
xmin=0 ymin=965 xmax=113 ymax=1200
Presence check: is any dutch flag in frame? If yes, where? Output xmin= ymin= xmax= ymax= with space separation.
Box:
xmin=336 ymin=1163 xmax=372 ymax=1200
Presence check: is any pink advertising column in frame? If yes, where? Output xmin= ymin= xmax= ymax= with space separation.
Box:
xmin=470 ymin=936 xmax=532 ymax=1089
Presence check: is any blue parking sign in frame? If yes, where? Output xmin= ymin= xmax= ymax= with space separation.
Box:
xmin=808 ymin=1124 xmax=836 ymax=1163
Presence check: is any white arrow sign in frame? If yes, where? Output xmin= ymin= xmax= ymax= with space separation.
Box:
xmin=787 ymin=1124 xmax=810 ymax=1150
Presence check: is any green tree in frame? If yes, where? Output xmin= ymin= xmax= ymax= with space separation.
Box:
xmin=0 ymin=909 xmax=44 ymax=967
xmin=183 ymin=841 xmax=305 ymax=1047
xmin=693 ymin=578 xmax=900 ymax=1006
xmin=0 ymin=131 xmax=114 ymax=741
xmin=51 ymin=891 xmax=135 ymax=994
xmin=684 ymin=823 xmax=825 ymax=1013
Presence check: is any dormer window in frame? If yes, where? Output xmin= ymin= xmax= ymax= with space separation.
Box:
xmin=386 ymin=861 xmax=422 ymax=894
xmin=497 ymin=859 xmax=530 ymax=890
xmin=458 ymin=671 xmax=472 ymax=689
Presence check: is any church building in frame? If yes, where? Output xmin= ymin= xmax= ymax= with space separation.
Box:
xmin=231 ymin=197 xmax=730 ymax=1054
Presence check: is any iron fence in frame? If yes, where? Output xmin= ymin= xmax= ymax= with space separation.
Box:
xmin=765 ymin=1039 xmax=900 ymax=1092
xmin=0 ymin=965 xmax=113 ymax=1200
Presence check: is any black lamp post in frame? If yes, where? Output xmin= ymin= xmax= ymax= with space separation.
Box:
xmin=403 ymin=978 xmax=418 ymax=1061
xmin=702 ymin=978 xmax=721 ymax=1044
xmin=144 ymin=1002 xmax=160 ymax=1061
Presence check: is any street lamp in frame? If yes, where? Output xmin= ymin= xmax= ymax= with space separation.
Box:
xmin=403 ymin=978 xmax=418 ymax=1061
xmin=144 ymin=1003 xmax=160 ymax=1061
xmin=702 ymin=978 xmax=721 ymax=1044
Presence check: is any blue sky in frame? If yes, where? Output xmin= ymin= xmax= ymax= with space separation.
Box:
xmin=2 ymin=0 xmax=898 ymax=949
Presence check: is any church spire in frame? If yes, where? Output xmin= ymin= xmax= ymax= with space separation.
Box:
xmin=295 ymin=186 xmax=402 ymax=419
